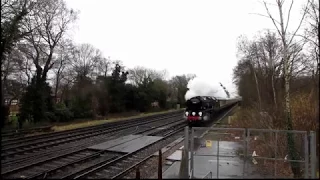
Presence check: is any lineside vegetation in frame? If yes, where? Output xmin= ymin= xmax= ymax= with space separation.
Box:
xmin=232 ymin=0 xmax=319 ymax=177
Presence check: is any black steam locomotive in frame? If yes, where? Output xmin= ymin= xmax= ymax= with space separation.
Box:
xmin=184 ymin=96 xmax=241 ymax=126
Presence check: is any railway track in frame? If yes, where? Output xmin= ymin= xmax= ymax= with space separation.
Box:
xmin=1 ymin=119 xmax=186 ymax=179
xmin=118 ymin=104 xmax=239 ymax=179
xmin=1 ymin=114 xmax=183 ymax=170
xmin=1 ymin=112 xmax=183 ymax=163
xmin=2 ymin=106 xmax=237 ymax=179
xmin=1 ymin=107 xmax=237 ymax=179
xmin=1 ymin=126 xmax=53 ymax=140
xmin=2 ymin=110 xmax=182 ymax=146
xmin=70 ymin=126 xmax=185 ymax=179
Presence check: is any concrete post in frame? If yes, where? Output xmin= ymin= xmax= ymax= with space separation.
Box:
xmin=158 ymin=149 xmax=162 ymax=179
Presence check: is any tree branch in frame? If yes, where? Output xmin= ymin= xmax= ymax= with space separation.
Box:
xmin=249 ymin=13 xmax=281 ymax=25
xmin=284 ymin=0 xmax=294 ymax=34
xmin=287 ymin=1 xmax=310 ymax=45
xmin=263 ymin=1 xmax=282 ymax=37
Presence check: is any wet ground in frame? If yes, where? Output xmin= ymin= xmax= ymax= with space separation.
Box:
xmin=162 ymin=141 xmax=262 ymax=178
xmin=162 ymin=127 xmax=263 ymax=179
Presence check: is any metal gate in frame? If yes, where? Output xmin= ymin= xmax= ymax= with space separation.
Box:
xmin=182 ymin=127 xmax=317 ymax=179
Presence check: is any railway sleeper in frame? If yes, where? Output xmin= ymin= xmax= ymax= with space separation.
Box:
xmin=42 ymin=164 xmax=59 ymax=169
xmin=22 ymin=152 xmax=33 ymax=156
xmin=52 ymin=160 xmax=68 ymax=165
xmin=75 ymin=152 xmax=91 ymax=157
xmin=121 ymin=160 xmax=132 ymax=164
xmin=103 ymin=169 xmax=111 ymax=173
xmin=57 ymin=159 xmax=74 ymax=164
xmin=63 ymin=157 xmax=80 ymax=162
xmin=33 ymin=166 xmax=51 ymax=172
xmin=73 ymin=163 xmax=81 ymax=167
xmin=95 ymin=172 xmax=104 ymax=177
xmin=69 ymin=154 xmax=84 ymax=159
xmin=56 ymin=169 xmax=64 ymax=173
xmin=127 ymin=157 xmax=138 ymax=161
xmin=110 ymin=166 xmax=122 ymax=171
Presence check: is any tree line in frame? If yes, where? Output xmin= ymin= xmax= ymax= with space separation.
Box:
xmin=1 ymin=0 xmax=196 ymax=128
xmin=232 ymin=0 xmax=318 ymax=177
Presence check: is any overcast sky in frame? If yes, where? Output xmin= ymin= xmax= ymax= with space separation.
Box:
xmin=64 ymin=0 xmax=306 ymax=95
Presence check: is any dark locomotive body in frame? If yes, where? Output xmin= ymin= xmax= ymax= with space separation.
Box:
xmin=184 ymin=96 xmax=241 ymax=126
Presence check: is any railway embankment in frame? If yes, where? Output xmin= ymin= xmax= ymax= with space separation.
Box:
xmin=228 ymin=104 xmax=318 ymax=178
xmin=51 ymin=108 xmax=184 ymax=132
xmin=1 ymin=109 xmax=184 ymax=139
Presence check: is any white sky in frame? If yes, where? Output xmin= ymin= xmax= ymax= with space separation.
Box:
xmin=64 ymin=0 xmax=306 ymax=95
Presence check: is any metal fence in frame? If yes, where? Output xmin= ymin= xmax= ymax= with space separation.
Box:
xmin=182 ymin=127 xmax=317 ymax=179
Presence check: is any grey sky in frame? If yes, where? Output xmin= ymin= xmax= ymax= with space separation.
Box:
xmin=65 ymin=0 xmax=306 ymax=95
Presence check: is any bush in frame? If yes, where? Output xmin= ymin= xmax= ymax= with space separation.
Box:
xmin=1 ymin=105 xmax=10 ymax=127
xmin=45 ymin=111 xmax=57 ymax=122
xmin=69 ymin=96 xmax=94 ymax=119
xmin=231 ymin=91 xmax=318 ymax=177
xmin=9 ymin=114 xmax=18 ymax=125
xmin=291 ymin=92 xmax=317 ymax=131
xmin=54 ymin=103 xmax=74 ymax=122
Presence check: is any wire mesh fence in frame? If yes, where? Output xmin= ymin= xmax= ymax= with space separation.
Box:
xmin=184 ymin=127 xmax=317 ymax=179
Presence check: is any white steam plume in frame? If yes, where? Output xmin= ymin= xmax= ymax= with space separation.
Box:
xmin=185 ymin=76 xmax=237 ymax=100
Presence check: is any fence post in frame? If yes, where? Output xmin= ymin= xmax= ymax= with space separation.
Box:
xmin=274 ymin=131 xmax=278 ymax=178
xmin=190 ymin=128 xmax=194 ymax=178
xmin=185 ymin=126 xmax=189 ymax=178
xmin=136 ymin=168 xmax=140 ymax=179
xmin=242 ymin=128 xmax=249 ymax=178
xmin=179 ymin=126 xmax=189 ymax=178
xmin=310 ymin=131 xmax=317 ymax=179
xmin=217 ymin=138 xmax=220 ymax=179
xmin=158 ymin=149 xmax=162 ymax=180
xmin=304 ymin=133 xmax=309 ymax=179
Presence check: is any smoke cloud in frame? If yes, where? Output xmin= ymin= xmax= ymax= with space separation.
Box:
xmin=185 ymin=76 xmax=237 ymax=100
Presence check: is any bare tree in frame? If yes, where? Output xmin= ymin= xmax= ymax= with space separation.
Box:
xmin=262 ymin=0 xmax=310 ymax=177
xmin=302 ymin=0 xmax=319 ymax=96
xmin=258 ymin=31 xmax=282 ymax=107
xmin=52 ymin=39 xmax=74 ymax=103
xmin=14 ymin=43 xmax=36 ymax=85
xmin=304 ymin=0 xmax=319 ymax=158
xmin=303 ymin=0 xmax=319 ymax=52
xmin=96 ymin=56 xmax=112 ymax=77
xmin=23 ymin=0 xmax=78 ymax=83
xmin=69 ymin=43 xmax=103 ymax=80
xmin=128 ymin=66 xmax=167 ymax=86
xmin=237 ymin=36 xmax=263 ymax=110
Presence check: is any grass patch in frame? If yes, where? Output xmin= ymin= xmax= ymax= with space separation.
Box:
xmin=51 ymin=109 xmax=183 ymax=132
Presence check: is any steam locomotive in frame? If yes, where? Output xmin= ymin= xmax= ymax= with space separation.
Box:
xmin=184 ymin=96 xmax=242 ymax=126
